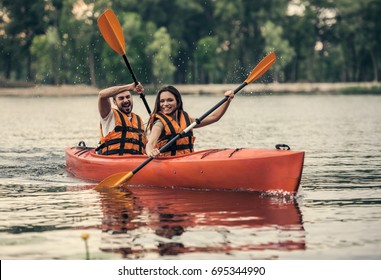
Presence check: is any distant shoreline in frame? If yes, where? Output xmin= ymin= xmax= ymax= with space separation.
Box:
xmin=0 ymin=82 xmax=380 ymax=96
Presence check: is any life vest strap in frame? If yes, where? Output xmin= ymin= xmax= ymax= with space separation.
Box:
xmin=96 ymin=137 xmax=145 ymax=155
xmin=161 ymin=143 xmax=194 ymax=154
xmin=114 ymin=125 xmax=144 ymax=133
xmin=160 ymin=131 xmax=193 ymax=141
xmin=101 ymin=149 xmax=143 ymax=155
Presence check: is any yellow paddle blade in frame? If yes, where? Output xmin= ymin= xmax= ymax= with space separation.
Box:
xmin=244 ymin=52 xmax=276 ymax=84
xmin=95 ymin=171 xmax=134 ymax=190
xmin=97 ymin=9 xmax=126 ymax=55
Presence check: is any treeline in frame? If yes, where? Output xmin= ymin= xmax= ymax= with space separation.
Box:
xmin=0 ymin=0 xmax=380 ymax=87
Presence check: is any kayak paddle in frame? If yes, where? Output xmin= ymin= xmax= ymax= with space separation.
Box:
xmin=97 ymin=9 xmax=151 ymax=114
xmin=95 ymin=51 xmax=276 ymax=190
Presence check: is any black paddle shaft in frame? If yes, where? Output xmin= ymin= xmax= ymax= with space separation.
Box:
xmin=122 ymin=54 xmax=152 ymax=114
xmin=195 ymin=81 xmax=247 ymax=123
xmin=122 ymin=54 xmax=138 ymax=84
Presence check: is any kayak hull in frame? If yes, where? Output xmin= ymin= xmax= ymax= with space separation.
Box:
xmin=65 ymin=147 xmax=304 ymax=194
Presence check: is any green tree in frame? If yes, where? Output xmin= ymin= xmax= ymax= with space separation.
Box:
xmin=31 ymin=27 xmax=60 ymax=83
xmin=194 ymin=36 xmax=218 ymax=83
xmin=145 ymin=27 xmax=176 ymax=85
xmin=127 ymin=0 xmax=214 ymax=83
xmin=2 ymin=0 xmax=381 ymax=85
xmin=121 ymin=12 xmax=151 ymax=84
xmin=363 ymin=0 xmax=381 ymax=81
xmin=2 ymin=0 xmax=48 ymax=81
xmin=261 ymin=21 xmax=295 ymax=82
xmin=334 ymin=0 xmax=381 ymax=81
xmin=213 ymin=0 xmax=290 ymax=83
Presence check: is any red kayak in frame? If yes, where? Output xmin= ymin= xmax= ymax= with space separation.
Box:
xmin=65 ymin=144 xmax=304 ymax=194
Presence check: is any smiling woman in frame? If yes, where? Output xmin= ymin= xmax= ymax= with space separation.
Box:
xmin=145 ymin=85 xmax=234 ymax=157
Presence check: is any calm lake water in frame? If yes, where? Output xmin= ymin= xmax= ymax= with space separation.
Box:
xmin=0 ymin=93 xmax=380 ymax=260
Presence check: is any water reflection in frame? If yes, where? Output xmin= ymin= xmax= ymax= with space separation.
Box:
xmin=97 ymin=187 xmax=305 ymax=259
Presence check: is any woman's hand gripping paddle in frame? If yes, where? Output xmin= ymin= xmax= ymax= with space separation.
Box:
xmin=95 ymin=52 xmax=276 ymax=190
xmin=98 ymin=9 xmax=151 ymax=114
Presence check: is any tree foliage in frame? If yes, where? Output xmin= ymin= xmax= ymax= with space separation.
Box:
xmin=262 ymin=21 xmax=295 ymax=83
xmin=146 ymin=27 xmax=176 ymax=85
xmin=0 ymin=0 xmax=380 ymax=86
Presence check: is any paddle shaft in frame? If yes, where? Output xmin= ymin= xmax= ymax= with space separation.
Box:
xmin=130 ymin=81 xmax=248 ymax=175
xmin=122 ymin=54 xmax=152 ymax=114
xmin=122 ymin=54 xmax=138 ymax=84
xmin=193 ymin=81 xmax=246 ymax=124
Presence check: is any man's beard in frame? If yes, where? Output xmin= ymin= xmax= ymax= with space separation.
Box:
xmin=118 ymin=102 xmax=133 ymax=115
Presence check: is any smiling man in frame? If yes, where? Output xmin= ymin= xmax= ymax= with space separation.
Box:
xmin=96 ymin=83 xmax=147 ymax=156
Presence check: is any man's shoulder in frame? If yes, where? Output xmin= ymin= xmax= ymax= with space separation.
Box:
xmin=101 ymin=109 xmax=115 ymax=123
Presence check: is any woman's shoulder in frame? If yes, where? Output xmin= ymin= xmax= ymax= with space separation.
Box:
xmin=153 ymin=119 xmax=164 ymax=129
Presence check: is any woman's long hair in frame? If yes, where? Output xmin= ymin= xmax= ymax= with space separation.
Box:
xmin=147 ymin=85 xmax=184 ymax=131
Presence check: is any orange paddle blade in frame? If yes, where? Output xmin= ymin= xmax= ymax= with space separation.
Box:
xmin=244 ymin=52 xmax=276 ymax=84
xmin=95 ymin=171 xmax=134 ymax=190
xmin=97 ymin=9 xmax=126 ymax=55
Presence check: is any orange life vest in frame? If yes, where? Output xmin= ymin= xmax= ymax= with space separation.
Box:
xmin=154 ymin=111 xmax=195 ymax=156
xmin=98 ymin=109 xmax=147 ymax=155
